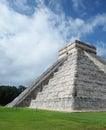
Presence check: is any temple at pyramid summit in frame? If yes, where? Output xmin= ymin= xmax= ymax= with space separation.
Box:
xmin=7 ymin=40 xmax=106 ymax=111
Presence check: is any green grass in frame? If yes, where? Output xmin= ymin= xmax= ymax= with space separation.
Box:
xmin=0 ymin=107 xmax=106 ymax=130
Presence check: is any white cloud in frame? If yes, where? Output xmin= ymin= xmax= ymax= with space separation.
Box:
xmin=74 ymin=14 xmax=106 ymax=36
xmin=96 ymin=41 xmax=106 ymax=56
xmin=7 ymin=0 xmax=35 ymax=15
xmin=72 ymin=0 xmax=85 ymax=11
xmin=47 ymin=0 xmax=62 ymax=13
xmin=0 ymin=1 xmax=66 ymax=86
xmin=13 ymin=0 xmax=30 ymax=11
xmin=0 ymin=0 xmax=106 ymax=86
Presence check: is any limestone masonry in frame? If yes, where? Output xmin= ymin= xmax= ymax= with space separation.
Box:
xmin=7 ymin=40 xmax=106 ymax=111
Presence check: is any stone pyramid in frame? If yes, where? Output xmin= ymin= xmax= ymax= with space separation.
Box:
xmin=7 ymin=40 xmax=106 ymax=111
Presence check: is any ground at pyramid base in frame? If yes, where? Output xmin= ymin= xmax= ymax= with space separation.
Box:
xmin=7 ymin=40 xmax=106 ymax=111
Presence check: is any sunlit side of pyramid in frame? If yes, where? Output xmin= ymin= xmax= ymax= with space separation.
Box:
xmin=7 ymin=40 xmax=106 ymax=111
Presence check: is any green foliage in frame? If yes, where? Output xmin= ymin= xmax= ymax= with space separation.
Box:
xmin=0 ymin=107 xmax=106 ymax=130
xmin=0 ymin=85 xmax=26 ymax=106
xmin=18 ymin=85 xmax=26 ymax=93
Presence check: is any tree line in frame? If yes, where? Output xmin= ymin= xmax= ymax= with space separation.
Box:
xmin=0 ymin=85 xmax=26 ymax=106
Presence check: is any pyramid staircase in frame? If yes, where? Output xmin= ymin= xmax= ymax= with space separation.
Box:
xmin=7 ymin=55 xmax=68 ymax=107
xmin=7 ymin=40 xmax=106 ymax=111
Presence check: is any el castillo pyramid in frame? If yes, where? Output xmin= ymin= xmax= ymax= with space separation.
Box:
xmin=7 ymin=40 xmax=106 ymax=111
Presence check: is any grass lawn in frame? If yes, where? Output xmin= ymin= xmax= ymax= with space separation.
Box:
xmin=0 ymin=107 xmax=106 ymax=130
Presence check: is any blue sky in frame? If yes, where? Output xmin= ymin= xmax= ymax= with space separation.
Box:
xmin=0 ymin=0 xmax=106 ymax=86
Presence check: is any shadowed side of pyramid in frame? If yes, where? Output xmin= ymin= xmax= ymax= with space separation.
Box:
xmin=7 ymin=40 xmax=106 ymax=111
xmin=73 ymin=50 xmax=106 ymax=110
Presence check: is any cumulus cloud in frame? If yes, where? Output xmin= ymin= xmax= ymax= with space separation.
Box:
xmin=0 ymin=1 xmax=66 ymax=86
xmin=0 ymin=0 xmax=106 ymax=86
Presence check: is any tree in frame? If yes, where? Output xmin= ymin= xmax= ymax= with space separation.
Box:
xmin=18 ymin=85 xmax=26 ymax=93
xmin=0 ymin=85 xmax=26 ymax=106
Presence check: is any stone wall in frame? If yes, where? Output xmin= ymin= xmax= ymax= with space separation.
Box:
xmin=30 ymin=49 xmax=78 ymax=111
xmin=73 ymin=49 xmax=106 ymax=110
